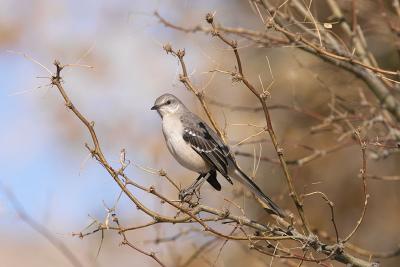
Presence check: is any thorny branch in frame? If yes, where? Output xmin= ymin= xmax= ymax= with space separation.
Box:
xmin=205 ymin=12 xmax=311 ymax=235
xmin=151 ymin=2 xmax=400 ymax=266
xmin=113 ymin=215 xmax=166 ymax=267
xmin=48 ymin=60 xmax=381 ymax=266
xmin=259 ymin=0 xmax=400 ymax=123
xmin=157 ymin=1 xmax=400 ymax=123
xmin=163 ymin=44 xmax=226 ymax=142
xmin=36 ymin=1 xmax=400 ymax=266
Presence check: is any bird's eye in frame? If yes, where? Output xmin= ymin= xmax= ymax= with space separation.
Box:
xmin=166 ymin=100 xmax=171 ymax=105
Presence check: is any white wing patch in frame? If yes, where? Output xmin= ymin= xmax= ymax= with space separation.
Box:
xmin=185 ymin=129 xmax=197 ymax=137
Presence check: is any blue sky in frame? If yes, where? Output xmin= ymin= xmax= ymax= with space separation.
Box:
xmin=0 ymin=0 xmax=239 ymax=233
xmin=0 ymin=0 xmax=178 ymax=230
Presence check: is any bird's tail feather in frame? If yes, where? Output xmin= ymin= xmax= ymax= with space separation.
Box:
xmin=230 ymin=165 xmax=286 ymax=218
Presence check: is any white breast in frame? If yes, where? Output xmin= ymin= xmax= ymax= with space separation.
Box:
xmin=162 ymin=115 xmax=210 ymax=173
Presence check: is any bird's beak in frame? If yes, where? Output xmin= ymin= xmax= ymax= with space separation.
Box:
xmin=151 ymin=105 xmax=158 ymax=110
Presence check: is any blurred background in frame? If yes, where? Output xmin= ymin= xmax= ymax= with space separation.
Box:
xmin=0 ymin=0 xmax=399 ymax=266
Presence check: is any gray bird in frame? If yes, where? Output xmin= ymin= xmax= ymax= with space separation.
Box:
xmin=151 ymin=93 xmax=286 ymax=217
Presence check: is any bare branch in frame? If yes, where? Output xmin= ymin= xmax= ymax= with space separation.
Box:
xmin=163 ymin=45 xmax=226 ymax=142
xmin=342 ymin=130 xmax=369 ymax=243
xmin=205 ymin=12 xmax=311 ymax=235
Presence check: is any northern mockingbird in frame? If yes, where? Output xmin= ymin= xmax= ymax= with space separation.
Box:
xmin=151 ymin=93 xmax=286 ymax=217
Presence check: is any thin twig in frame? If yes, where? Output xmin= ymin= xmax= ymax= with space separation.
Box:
xmin=163 ymin=45 xmax=226 ymax=142
xmin=303 ymin=191 xmax=339 ymax=243
xmin=113 ymin=215 xmax=167 ymax=267
xmin=342 ymin=131 xmax=369 ymax=243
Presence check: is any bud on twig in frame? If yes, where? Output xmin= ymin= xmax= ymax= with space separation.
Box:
xmin=205 ymin=13 xmax=214 ymax=24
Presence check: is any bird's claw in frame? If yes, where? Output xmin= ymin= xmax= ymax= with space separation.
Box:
xmin=179 ymin=188 xmax=201 ymax=207
xmin=179 ymin=188 xmax=194 ymax=201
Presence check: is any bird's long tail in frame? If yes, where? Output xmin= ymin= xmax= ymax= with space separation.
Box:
xmin=229 ymin=164 xmax=286 ymax=218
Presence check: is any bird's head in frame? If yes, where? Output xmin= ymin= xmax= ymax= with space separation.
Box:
xmin=151 ymin=93 xmax=186 ymax=117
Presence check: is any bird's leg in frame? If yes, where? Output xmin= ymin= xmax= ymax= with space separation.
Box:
xmin=179 ymin=173 xmax=206 ymax=201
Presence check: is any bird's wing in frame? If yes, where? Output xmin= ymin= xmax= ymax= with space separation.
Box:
xmin=181 ymin=113 xmax=233 ymax=184
xmin=180 ymin=113 xmax=286 ymax=217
